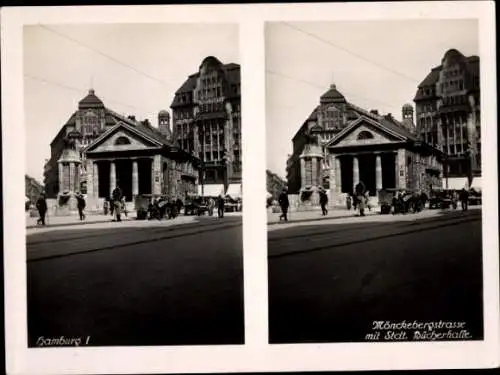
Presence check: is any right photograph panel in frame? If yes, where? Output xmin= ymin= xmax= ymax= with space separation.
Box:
xmin=266 ymin=20 xmax=484 ymax=343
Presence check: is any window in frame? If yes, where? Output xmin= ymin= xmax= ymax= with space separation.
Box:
xmin=115 ymin=136 xmax=131 ymax=145
xmin=357 ymin=130 xmax=374 ymax=140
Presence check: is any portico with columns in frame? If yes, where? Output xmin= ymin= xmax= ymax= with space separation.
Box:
xmin=83 ymin=120 xmax=199 ymax=211
xmin=325 ymin=115 xmax=443 ymax=205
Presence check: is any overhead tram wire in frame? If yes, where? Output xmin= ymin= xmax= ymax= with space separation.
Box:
xmin=266 ymin=69 xmax=403 ymax=112
xmin=25 ymin=74 xmax=156 ymax=114
xmin=37 ymin=24 xmax=170 ymax=87
xmin=280 ymin=22 xmax=420 ymax=84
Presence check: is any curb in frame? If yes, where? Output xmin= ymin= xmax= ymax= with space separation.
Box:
xmin=268 ymin=211 xmax=379 ymax=225
xmin=26 ymin=217 xmax=134 ymax=229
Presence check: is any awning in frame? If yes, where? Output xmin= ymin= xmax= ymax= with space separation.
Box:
xmin=25 ymin=196 xmax=30 ymax=202
xmin=470 ymin=177 xmax=482 ymax=192
xmin=197 ymin=184 xmax=224 ymax=197
xmin=266 ymin=191 xmax=272 ymax=199
xmin=226 ymin=183 xmax=242 ymax=199
xmin=442 ymin=177 xmax=468 ymax=190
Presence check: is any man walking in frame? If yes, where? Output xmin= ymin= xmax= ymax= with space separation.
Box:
xmin=217 ymin=195 xmax=225 ymax=218
xmin=278 ymin=188 xmax=289 ymax=222
xmin=76 ymin=192 xmax=86 ymax=221
xmin=319 ymin=188 xmax=328 ymax=216
xmin=36 ymin=192 xmax=47 ymax=225
xmin=112 ymin=185 xmax=123 ymax=222
xmin=459 ymin=188 xmax=469 ymax=211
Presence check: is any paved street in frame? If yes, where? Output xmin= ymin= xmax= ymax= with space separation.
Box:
xmin=268 ymin=208 xmax=483 ymax=343
xmin=27 ymin=215 xmax=244 ymax=347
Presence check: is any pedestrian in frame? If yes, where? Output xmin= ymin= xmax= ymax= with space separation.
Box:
xmin=346 ymin=194 xmax=352 ymax=210
xmin=76 ymin=192 xmax=86 ymax=221
xmin=109 ymin=196 xmax=115 ymax=217
xmin=36 ymin=192 xmax=48 ymax=225
xmin=365 ymin=191 xmax=371 ymax=212
xmin=112 ymin=186 xmax=123 ymax=222
xmin=103 ymin=200 xmax=109 ymax=216
xmin=459 ymin=188 xmax=469 ymax=211
xmin=278 ymin=188 xmax=289 ymax=222
xmin=319 ymin=189 xmax=328 ymax=216
xmin=217 ymin=195 xmax=225 ymax=218
xmin=452 ymin=190 xmax=459 ymax=210
xmin=121 ymin=198 xmax=128 ymax=218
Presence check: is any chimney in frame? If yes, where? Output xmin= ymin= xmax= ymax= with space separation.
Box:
xmin=370 ymin=109 xmax=379 ymax=115
xmin=127 ymin=115 xmax=136 ymax=121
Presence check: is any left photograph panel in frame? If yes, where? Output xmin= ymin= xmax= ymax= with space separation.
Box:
xmin=24 ymin=23 xmax=244 ymax=347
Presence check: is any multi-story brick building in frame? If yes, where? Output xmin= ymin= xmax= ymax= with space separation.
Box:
xmin=170 ymin=56 xmax=242 ymax=199
xmin=414 ymin=48 xmax=480 ymax=189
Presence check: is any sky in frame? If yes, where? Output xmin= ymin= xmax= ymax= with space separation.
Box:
xmin=265 ymin=19 xmax=479 ymax=178
xmin=24 ymin=23 xmax=239 ymax=183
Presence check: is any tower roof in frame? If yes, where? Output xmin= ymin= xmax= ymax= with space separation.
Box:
xmin=320 ymin=83 xmax=346 ymax=104
xmin=79 ymin=89 xmax=104 ymax=109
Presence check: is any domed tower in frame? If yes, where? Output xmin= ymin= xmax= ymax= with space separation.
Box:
xmin=158 ymin=110 xmax=171 ymax=140
xmin=402 ymin=103 xmax=415 ymax=133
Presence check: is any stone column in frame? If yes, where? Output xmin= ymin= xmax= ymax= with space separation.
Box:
xmin=93 ymin=162 xmax=99 ymax=199
xmin=110 ymin=161 xmax=116 ymax=197
xmin=397 ymin=149 xmax=407 ymax=189
xmin=311 ymin=157 xmax=318 ymax=186
xmin=335 ymin=157 xmax=341 ymax=193
xmin=300 ymin=158 xmax=306 ymax=189
xmin=132 ymin=160 xmax=139 ymax=196
xmin=375 ymin=154 xmax=382 ymax=191
xmin=352 ymin=155 xmax=359 ymax=191
xmin=329 ymin=154 xmax=336 ymax=192
xmin=152 ymin=155 xmax=162 ymax=195
xmin=74 ymin=162 xmax=81 ymax=193
xmin=69 ymin=162 xmax=75 ymax=192
xmin=86 ymin=160 xmax=93 ymax=198
xmin=58 ymin=162 xmax=64 ymax=193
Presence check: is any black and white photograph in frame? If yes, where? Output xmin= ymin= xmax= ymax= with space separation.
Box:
xmin=3 ymin=2 xmax=498 ymax=375
xmin=23 ymin=23 xmax=244 ymax=347
xmin=266 ymin=19 xmax=486 ymax=344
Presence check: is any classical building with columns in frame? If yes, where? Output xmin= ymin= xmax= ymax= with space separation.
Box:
xmin=414 ymin=49 xmax=481 ymax=190
xmin=44 ymin=88 xmax=199 ymax=213
xmin=170 ymin=56 xmax=242 ymax=200
xmin=287 ymin=83 xmax=444 ymax=206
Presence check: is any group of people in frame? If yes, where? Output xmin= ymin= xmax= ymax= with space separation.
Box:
xmin=449 ymin=188 xmax=470 ymax=211
xmin=103 ymin=186 xmax=128 ymax=222
xmin=147 ymin=196 xmax=184 ymax=220
xmin=35 ymin=191 xmax=87 ymax=225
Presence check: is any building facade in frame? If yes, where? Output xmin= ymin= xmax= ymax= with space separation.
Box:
xmin=287 ymin=83 xmax=443 ymax=205
xmin=44 ymin=89 xmax=199 ymax=212
xmin=414 ymin=49 xmax=480 ymax=189
xmin=266 ymin=169 xmax=287 ymax=200
xmin=25 ymin=174 xmax=44 ymax=205
xmin=170 ymin=56 xmax=242 ymax=199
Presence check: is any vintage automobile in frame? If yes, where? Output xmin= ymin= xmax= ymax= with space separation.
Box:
xmin=184 ymin=196 xmax=211 ymax=216
xmin=378 ymin=188 xmax=426 ymax=214
xmin=428 ymin=189 xmax=453 ymax=209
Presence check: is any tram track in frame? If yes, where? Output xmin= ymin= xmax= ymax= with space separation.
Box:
xmin=268 ymin=214 xmax=480 ymax=259
xmin=268 ymin=210 xmax=480 ymax=243
xmin=27 ymin=221 xmax=242 ymax=263
xmin=27 ymin=218 xmax=239 ymax=246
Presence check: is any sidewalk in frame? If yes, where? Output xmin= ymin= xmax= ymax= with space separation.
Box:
xmin=26 ymin=210 xmax=243 ymax=229
xmin=267 ymin=208 xmax=377 ymax=225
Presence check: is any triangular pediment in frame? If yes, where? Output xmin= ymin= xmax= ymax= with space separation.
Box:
xmin=326 ymin=116 xmax=407 ymax=149
xmin=85 ymin=122 xmax=162 ymax=154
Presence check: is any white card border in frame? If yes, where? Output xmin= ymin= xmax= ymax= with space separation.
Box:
xmin=2 ymin=2 xmax=498 ymax=374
